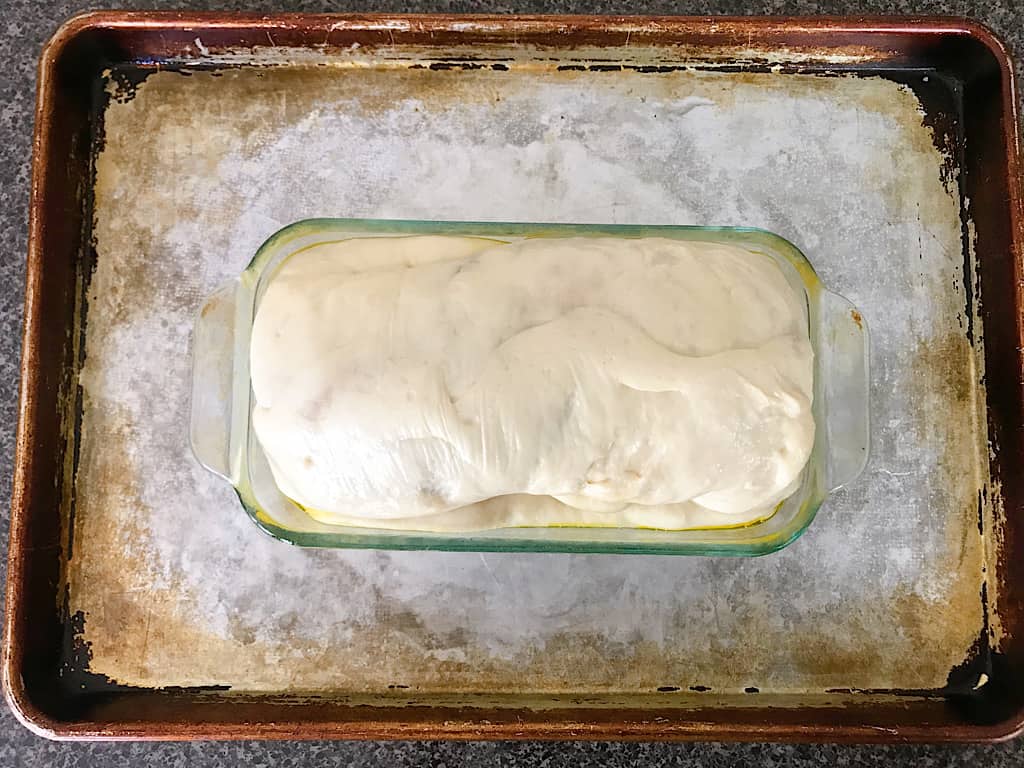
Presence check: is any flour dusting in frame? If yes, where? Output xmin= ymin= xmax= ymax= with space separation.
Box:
xmin=74 ymin=62 xmax=988 ymax=693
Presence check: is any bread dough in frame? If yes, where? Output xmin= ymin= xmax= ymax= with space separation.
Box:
xmin=250 ymin=235 xmax=815 ymax=531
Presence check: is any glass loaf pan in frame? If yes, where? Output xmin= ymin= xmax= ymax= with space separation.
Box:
xmin=190 ymin=219 xmax=869 ymax=555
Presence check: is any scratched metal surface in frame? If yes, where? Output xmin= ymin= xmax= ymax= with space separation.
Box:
xmin=67 ymin=43 xmax=995 ymax=697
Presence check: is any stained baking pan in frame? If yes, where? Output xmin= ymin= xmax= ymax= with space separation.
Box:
xmin=4 ymin=12 xmax=1023 ymax=742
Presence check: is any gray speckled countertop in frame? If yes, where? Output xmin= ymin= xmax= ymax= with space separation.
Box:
xmin=1 ymin=1 xmax=1022 ymax=765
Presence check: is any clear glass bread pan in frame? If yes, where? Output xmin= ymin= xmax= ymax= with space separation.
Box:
xmin=190 ymin=219 xmax=869 ymax=555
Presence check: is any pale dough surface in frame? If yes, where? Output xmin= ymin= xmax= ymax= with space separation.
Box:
xmin=250 ymin=236 xmax=815 ymax=531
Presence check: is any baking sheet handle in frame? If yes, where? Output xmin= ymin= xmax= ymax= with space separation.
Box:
xmin=820 ymin=290 xmax=870 ymax=491
xmin=189 ymin=281 xmax=238 ymax=481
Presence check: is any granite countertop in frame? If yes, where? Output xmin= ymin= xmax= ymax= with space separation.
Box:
xmin=1 ymin=1 xmax=1021 ymax=765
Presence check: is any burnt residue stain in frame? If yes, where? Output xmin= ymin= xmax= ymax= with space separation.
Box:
xmin=956 ymin=182 xmax=976 ymax=346
xmin=823 ymin=686 xmax=944 ymax=697
xmin=890 ymin=71 xmax=963 ymax=192
xmin=946 ymin=648 xmax=1018 ymax=726
xmin=62 ymin=69 xmax=111 ymax=568
xmin=979 ymin=578 xmax=994 ymax=647
xmin=946 ymin=623 xmax=991 ymax=695
xmin=59 ymin=595 xmax=129 ymax=696
xmin=421 ymin=54 xmax=515 ymax=63
xmin=887 ymin=70 xmax=975 ymax=345
xmin=429 ymin=61 xmax=489 ymax=71
xmin=158 ymin=684 xmax=231 ymax=693
xmin=557 ymin=62 xmax=738 ymax=74
xmin=61 ymin=604 xmax=93 ymax=680
xmin=950 ymin=94 xmax=976 ymax=349
xmin=60 ymin=594 xmax=234 ymax=700
xmin=631 ymin=65 xmax=686 ymax=73
xmin=108 ymin=67 xmax=157 ymax=105
xmin=850 ymin=309 xmax=863 ymax=330
xmin=412 ymin=56 xmax=515 ymax=72
xmin=941 ymin=621 xmax=1020 ymax=727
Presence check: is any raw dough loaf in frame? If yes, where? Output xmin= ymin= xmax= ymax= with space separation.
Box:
xmin=250 ymin=235 xmax=815 ymax=531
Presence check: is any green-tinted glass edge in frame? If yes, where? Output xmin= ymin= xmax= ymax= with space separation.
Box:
xmin=231 ymin=218 xmax=831 ymax=556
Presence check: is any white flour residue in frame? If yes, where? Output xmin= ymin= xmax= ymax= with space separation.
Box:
xmin=76 ymin=65 xmax=988 ymax=692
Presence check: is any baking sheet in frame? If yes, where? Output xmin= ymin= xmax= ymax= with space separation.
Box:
xmin=68 ymin=50 xmax=993 ymax=696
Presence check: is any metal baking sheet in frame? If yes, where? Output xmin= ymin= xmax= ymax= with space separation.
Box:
xmin=77 ymin=38 xmax=992 ymax=692
xmin=7 ymin=13 xmax=1024 ymax=742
